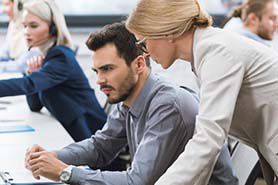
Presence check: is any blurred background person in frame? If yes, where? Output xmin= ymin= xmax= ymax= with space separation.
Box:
xmin=0 ymin=0 xmax=107 ymax=142
xmin=222 ymin=12 xmax=243 ymax=32
xmin=270 ymin=14 xmax=278 ymax=50
xmin=224 ymin=0 xmax=278 ymax=47
xmin=0 ymin=0 xmax=39 ymax=73
xmin=0 ymin=0 xmax=26 ymax=61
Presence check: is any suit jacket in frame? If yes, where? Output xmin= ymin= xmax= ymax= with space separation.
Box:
xmin=0 ymin=46 xmax=106 ymax=140
xmin=156 ymin=27 xmax=278 ymax=185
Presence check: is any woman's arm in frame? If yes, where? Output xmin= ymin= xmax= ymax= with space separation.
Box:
xmin=26 ymin=93 xmax=43 ymax=112
xmin=156 ymin=45 xmax=245 ymax=185
xmin=0 ymin=48 xmax=70 ymax=97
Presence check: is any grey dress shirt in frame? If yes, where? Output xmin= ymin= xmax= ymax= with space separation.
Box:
xmin=56 ymin=73 xmax=237 ymax=185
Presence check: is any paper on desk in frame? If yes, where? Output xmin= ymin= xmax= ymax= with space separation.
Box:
xmin=0 ymin=124 xmax=35 ymax=134
xmin=8 ymin=170 xmax=60 ymax=184
xmin=0 ymin=119 xmax=24 ymax=123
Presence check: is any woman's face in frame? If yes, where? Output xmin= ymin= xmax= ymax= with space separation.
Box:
xmin=2 ymin=0 xmax=14 ymax=20
xmin=136 ymin=35 xmax=177 ymax=69
xmin=23 ymin=12 xmax=51 ymax=48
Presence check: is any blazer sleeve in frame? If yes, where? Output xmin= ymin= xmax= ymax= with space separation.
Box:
xmin=155 ymin=44 xmax=245 ymax=185
xmin=26 ymin=93 xmax=43 ymax=112
xmin=0 ymin=47 xmax=70 ymax=97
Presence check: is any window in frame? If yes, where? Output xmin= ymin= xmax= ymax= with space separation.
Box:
xmin=200 ymin=0 xmax=243 ymax=15
xmin=55 ymin=0 xmax=138 ymax=15
xmin=0 ymin=0 xmax=139 ymax=27
xmin=0 ymin=0 xmax=243 ymax=27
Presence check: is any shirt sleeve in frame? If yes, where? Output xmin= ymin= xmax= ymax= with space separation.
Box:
xmin=0 ymin=50 xmax=40 ymax=73
xmin=155 ymin=44 xmax=245 ymax=185
xmin=56 ymin=105 xmax=128 ymax=167
xmin=60 ymin=96 xmax=192 ymax=185
xmin=0 ymin=43 xmax=11 ymax=62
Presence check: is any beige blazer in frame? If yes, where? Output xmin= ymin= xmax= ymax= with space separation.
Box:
xmin=156 ymin=27 xmax=278 ymax=185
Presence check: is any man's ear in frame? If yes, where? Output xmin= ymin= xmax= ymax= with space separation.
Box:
xmin=247 ymin=12 xmax=259 ymax=26
xmin=134 ymin=55 xmax=146 ymax=74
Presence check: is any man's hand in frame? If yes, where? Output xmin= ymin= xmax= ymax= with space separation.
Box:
xmin=28 ymin=150 xmax=68 ymax=181
xmin=25 ymin=145 xmax=65 ymax=181
xmin=25 ymin=144 xmax=45 ymax=170
xmin=26 ymin=55 xmax=44 ymax=74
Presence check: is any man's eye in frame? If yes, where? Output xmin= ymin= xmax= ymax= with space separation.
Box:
xmin=103 ymin=66 xmax=113 ymax=71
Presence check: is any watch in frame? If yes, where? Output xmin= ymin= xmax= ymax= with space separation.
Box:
xmin=59 ymin=165 xmax=74 ymax=183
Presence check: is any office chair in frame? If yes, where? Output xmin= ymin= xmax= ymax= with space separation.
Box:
xmin=231 ymin=141 xmax=261 ymax=185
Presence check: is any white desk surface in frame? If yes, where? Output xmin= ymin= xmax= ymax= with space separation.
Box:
xmin=0 ymin=79 xmax=74 ymax=183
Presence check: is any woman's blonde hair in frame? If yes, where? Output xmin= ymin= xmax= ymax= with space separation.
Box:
xmin=8 ymin=0 xmax=30 ymax=59
xmin=23 ymin=0 xmax=73 ymax=48
xmin=126 ymin=0 xmax=212 ymax=39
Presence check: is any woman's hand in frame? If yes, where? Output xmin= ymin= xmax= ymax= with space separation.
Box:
xmin=26 ymin=55 xmax=44 ymax=74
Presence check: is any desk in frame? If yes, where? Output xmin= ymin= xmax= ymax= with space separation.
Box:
xmin=0 ymin=92 xmax=74 ymax=183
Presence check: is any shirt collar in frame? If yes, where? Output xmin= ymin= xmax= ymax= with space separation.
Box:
xmin=239 ymin=29 xmax=271 ymax=47
xmin=126 ymin=72 xmax=157 ymax=118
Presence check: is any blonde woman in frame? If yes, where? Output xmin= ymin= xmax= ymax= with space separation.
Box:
xmin=0 ymin=0 xmax=39 ymax=73
xmin=126 ymin=0 xmax=278 ymax=184
xmin=0 ymin=0 xmax=106 ymax=142
xmin=1 ymin=0 xmax=26 ymax=61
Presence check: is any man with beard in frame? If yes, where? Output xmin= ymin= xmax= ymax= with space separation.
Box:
xmin=24 ymin=22 xmax=238 ymax=185
xmin=228 ymin=0 xmax=278 ymax=46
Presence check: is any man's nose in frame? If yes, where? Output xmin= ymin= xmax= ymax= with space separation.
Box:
xmin=96 ymin=74 xmax=107 ymax=85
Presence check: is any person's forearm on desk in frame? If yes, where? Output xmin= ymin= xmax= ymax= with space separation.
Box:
xmin=25 ymin=144 xmax=68 ymax=181
xmin=25 ymin=145 xmax=58 ymax=170
xmin=29 ymin=151 xmax=68 ymax=181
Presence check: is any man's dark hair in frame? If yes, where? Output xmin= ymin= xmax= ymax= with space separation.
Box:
xmin=86 ymin=22 xmax=150 ymax=67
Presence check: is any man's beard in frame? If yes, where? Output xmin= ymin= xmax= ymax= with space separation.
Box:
xmin=105 ymin=69 xmax=137 ymax=104
xmin=258 ymin=23 xmax=274 ymax=40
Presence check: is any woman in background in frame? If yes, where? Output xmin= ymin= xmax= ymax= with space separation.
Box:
xmin=126 ymin=0 xmax=278 ymax=184
xmin=0 ymin=0 xmax=107 ymax=142
xmin=0 ymin=0 xmax=39 ymax=73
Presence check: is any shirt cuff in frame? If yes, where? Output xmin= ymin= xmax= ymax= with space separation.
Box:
xmin=69 ymin=167 xmax=88 ymax=184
